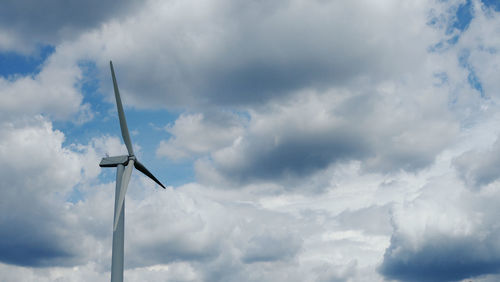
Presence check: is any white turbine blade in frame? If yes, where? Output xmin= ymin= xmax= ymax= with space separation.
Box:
xmin=113 ymin=159 xmax=134 ymax=231
xmin=110 ymin=61 xmax=134 ymax=156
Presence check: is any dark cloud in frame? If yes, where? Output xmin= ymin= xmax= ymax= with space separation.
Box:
xmin=379 ymin=175 xmax=500 ymax=282
xmin=0 ymin=0 xmax=141 ymax=50
xmin=379 ymin=232 xmax=500 ymax=282
xmin=0 ymin=185 xmax=82 ymax=268
xmin=0 ymin=208 xmax=76 ymax=267
xmin=214 ymin=126 xmax=370 ymax=183
xmin=197 ymin=87 xmax=457 ymax=185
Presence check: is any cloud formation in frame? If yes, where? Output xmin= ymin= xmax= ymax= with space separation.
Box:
xmin=3 ymin=0 xmax=500 ymax=281
xmin=379 ymin=174 xmax=500 ymax=281
xmin=196 ymin=82 xmax=458 ymax=185
xmin=0 ymin=117 xmax=88 ymax=267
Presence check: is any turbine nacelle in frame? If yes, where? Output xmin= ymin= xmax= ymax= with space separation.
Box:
xmin=99 ymin=155 xmax=137 ymax=167
xmin=99 ymin=155 xmax=129 ymax=167
xmin=100 ymin=154 xmax=164 ymax=190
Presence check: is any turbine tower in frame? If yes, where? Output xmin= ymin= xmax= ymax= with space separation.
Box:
xmin=100 ymin=61 xmax=166 ymax=282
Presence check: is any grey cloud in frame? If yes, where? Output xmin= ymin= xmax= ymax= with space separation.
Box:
xmin=123 ymin=186 xmax=231 ymax=269
xmin=213 ymin=125 xmax=370 ymax=183
xmin=0 ymin=202 xmax=76 ymax=267
xmin=87 ymin=0 xmax=433 ymax=109
xmin=127 ymin=238 xmax=219 ymax=267
xmin=454 ymin=136 xmax=500 ymax=188
xmin=314 ymin=261 xmax=357 ymax=282
xmin=379 ymin=232 xmax=500 ymax=282
xmin=336 ymin=205 xmax=393 ymax=236
xmin=0 ymin=0 xmax=141 ymax=51
xmin=379 ymin=175 xmax=500 ymax=282
xmin=0 ymin=119 xmax=90 ymax=267
xmin=242 ymin=233 xmax=301 ymax=263
xmin=196 ymin=86 xmax=458 ymax=186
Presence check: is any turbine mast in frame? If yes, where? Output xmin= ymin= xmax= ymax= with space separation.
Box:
xmin=100 ymin=61 xmax=166 ymax=282
xmin=111 ymin=164 xmax=125 ymax=282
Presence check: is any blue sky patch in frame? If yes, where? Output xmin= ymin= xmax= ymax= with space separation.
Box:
xmin=481 ymin=0 xmax=500 ymax=11
xmin=0 ymin=45 xmax=54 ymax=78
xmin=453 ymin=0 xmax=473 ymax=32
xmin=458 ymin=49 xmax=485 ymax=97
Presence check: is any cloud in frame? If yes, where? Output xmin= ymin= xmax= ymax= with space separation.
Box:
xmin=454 ymin=135 xmax=500 ymax=188
xmin=336 ymin=205 xmax=393 ymax=236
xmin=125 ymin=186 xmax=225 ymax=268
xmin=195 ymin=81 xmax=458 ymax=186
xmin=241 ymin=231 xmax=302 ymax=264
xmin=458 ymin=0 xmax=500 ymax=101
xmin=0 ymin=117 xmax=126 ymax=269
xmin=43 ymin=0 xmax=440 ymax=110
xmin=314 ymin=260 xmax=358 ymax=282
xmin=0 ymin=117 xmax=88 ymax=267
xmin=0 ymin=133 xmax=394 ymax=281
xmin=0 ymin=49 xmax=90 ymax=122
xmin=0 ymin=0 xmax=142 ymax=53
xmin=122 ymin=183 xmax=307 ymax=274
xmin=157 ymin=111 xmax=246 ymax=160
xmin=379 ymin=173 xmax=500 ymax=281
xmin=380 ymin=232 xmax=500 ymax=282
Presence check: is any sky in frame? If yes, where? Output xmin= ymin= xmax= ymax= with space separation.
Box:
xmin=2 ymin=0 xmax=500 ymax=281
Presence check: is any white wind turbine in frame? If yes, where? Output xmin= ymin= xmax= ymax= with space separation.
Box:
xmin=100 ymin=61 xmax=165 ymax=282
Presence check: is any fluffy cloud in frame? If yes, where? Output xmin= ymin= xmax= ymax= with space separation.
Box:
xmin=0 ymin=55 xmax=84 ymax=121
xmin=196 ymin=80 xmax=458 ymax=185
xmin=0 ymin=116 xmax=126 ymax=269
xmin=379 ymin=172 xmax=500 ymax=281
xmin=0 ymin=117 xmax=89 ymax=267
xmin=157 ymin=112 xmax=246 ymax=160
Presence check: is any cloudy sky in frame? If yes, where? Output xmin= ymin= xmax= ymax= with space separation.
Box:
xmin=2 ymin=0 xmax=500 ymax=281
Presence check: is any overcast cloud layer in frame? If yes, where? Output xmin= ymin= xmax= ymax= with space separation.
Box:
xmin=2 ymin=0 xmax=500 ymax=281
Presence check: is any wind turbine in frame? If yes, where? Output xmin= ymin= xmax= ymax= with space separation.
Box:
xmin=99 ymin=61 xmax=166 ymax=282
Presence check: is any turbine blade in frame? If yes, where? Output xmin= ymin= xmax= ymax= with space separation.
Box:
xmin=113 ymin=160 xmax=134 ymax=231
xmin=134 ymin=160 xmax=166 ymax=189
xmin=110 ymin=61 xmax=134 ymax=156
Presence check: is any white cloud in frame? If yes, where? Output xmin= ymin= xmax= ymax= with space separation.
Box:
xmin=0 ymin=47 xmax=94 ymax=123
xmin=0 ymin=117 xmax=94 ymax=267
xmin=157 ymin=112 xmax=246 ymax=160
